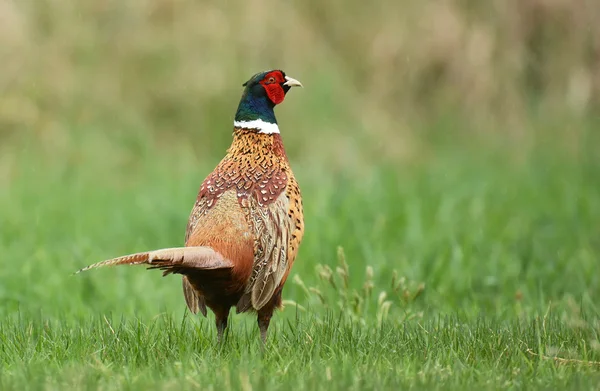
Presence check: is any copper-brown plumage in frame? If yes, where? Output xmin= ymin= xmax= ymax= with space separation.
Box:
xmin=77 ymin=70 xmax=304 ymax=343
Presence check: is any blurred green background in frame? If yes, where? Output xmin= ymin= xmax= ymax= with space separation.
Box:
xmin=1 ymin=0 xmax=599 ymax=321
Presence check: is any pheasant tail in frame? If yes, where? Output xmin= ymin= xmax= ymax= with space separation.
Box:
xmin=75 ymin=252 xmax=151 ymax=273
xmin=182 ymin=276 xmax=207 ymax=317
xmin=76 ymin=247 xmax=233 ymax=277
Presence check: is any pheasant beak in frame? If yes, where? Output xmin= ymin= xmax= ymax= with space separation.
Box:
xmin=283 ymin=76 xmax=303 ymax=88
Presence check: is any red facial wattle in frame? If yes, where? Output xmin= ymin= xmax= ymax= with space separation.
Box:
xmin=263 ymin=83 xmax=285 ymax=104
xmin=260 ymin=71 xmax=287 ymax=105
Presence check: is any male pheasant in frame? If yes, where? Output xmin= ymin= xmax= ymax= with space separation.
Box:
xmin=78 ymin=70 xmax=305 ymax=343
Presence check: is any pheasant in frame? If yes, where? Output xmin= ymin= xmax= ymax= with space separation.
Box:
xmin=78 ymin=70 xmax=305 ymax=343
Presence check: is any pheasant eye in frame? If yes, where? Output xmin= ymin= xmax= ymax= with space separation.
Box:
xmin=267 ymin=77 xmax=276 ymax=83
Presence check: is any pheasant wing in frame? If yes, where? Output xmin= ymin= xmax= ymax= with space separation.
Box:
xmin=236 ymin=193 xmax=293 ymax=312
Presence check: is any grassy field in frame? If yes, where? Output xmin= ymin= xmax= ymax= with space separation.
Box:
xmin=2 ymin=0 xmax=600 ymax=389
xmin=1 ymin=135 xmax=599 ymax=389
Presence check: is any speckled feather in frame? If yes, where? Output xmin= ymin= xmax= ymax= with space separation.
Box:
xmin=184 ymin=128 xmax=304 ymax=315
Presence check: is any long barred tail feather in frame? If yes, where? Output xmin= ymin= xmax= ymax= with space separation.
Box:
xmin=75 ymin=246 xmax=232 ymax=275
xmin=75 ymin=252 xmax=150 ymax=273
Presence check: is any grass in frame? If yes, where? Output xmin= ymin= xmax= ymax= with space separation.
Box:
xmin=1 ymin=312 xmax=599 ymax=390
xmin=1 ymin=2 xmax=600 ymax=388
xmin=1 ymin=134 xmax=599 ymax=389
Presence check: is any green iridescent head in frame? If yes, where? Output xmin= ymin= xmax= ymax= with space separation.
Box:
xmin=234 ymin=70 xmax=303 ymax=125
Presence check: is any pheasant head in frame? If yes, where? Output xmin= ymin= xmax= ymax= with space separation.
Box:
xmin=234 ymin=70 xmax=303 ymax=134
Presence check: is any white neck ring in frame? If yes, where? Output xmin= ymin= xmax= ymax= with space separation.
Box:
xmin=233 ymin=119 xmax=280 ymax=134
